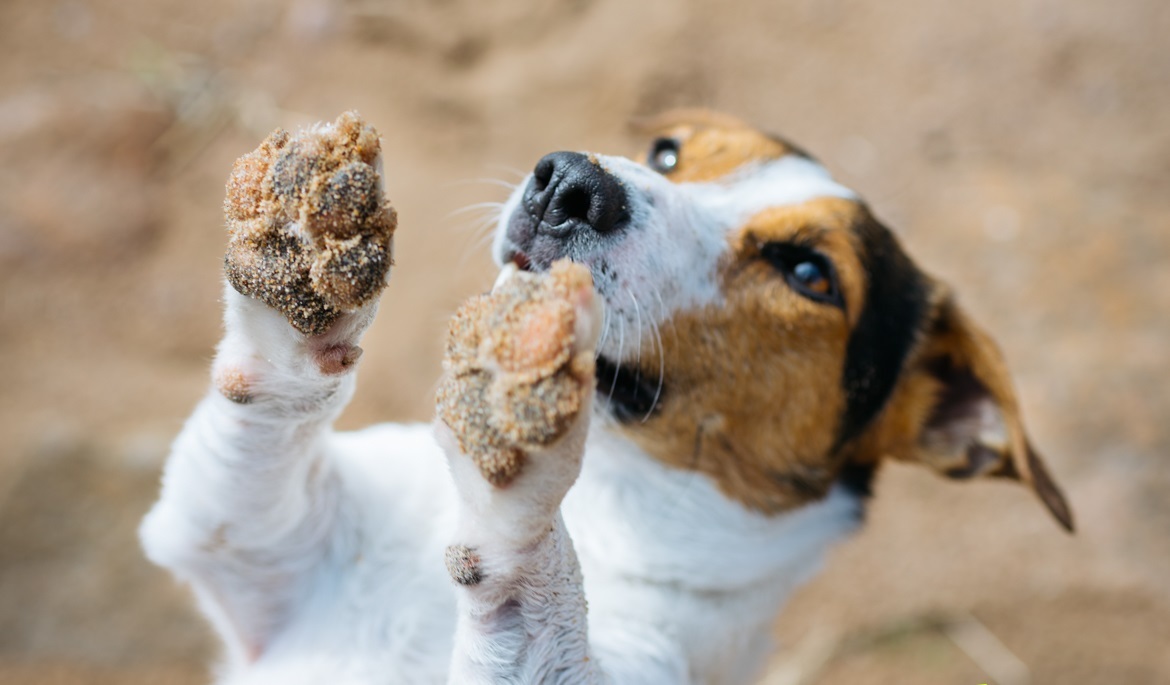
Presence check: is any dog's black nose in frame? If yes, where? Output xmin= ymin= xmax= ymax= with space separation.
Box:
xmin=522 ymin=151 xmax=628 ymax=238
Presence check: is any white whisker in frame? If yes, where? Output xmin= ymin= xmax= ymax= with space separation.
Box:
xmin=628 ymin=290 xmax=645 ymax=415
xmin=595 ymin=305 xmax=612 ymax=359
xmin=652 ymin=287 xmax=679 ymax=348
xmin=456 ymin=229 xmax=497 ymax=268
xmin=608 ymin=303 xmax=627 ymax=406
xmin=645 ymin=309 xmax=665 ymax=424
xmin=451 ymin=202 xmax=505 ymax=267
xmin=446 ymin=201 xmax=505 ymax=220
xmin=629 ymin=289 xmax=644 ymax=371
xmin=470 ymin=225 xmax=497 ymax=251
xmin=627 ymin=288 xmax=665 ymax=422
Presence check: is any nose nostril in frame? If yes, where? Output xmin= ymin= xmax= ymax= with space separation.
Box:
xmin=532 ymin=158 xmax=555 ymax=192
xmin=557 ymin=186 xmax=591 ymax=222
xmin=525 ymin=151 xmax=627 ymax=238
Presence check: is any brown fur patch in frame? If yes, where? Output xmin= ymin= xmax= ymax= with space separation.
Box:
xmin=632 ymin=108 xmax=800 ymax=183
xmin=611 ymin=198 xmax=872 ymax=513
xmin=606 ymin=185 xmax=1069 ymax=528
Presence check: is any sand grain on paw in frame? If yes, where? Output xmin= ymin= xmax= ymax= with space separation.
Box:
xmin=223 ymin=111 xmax=397 ymax=335
xmin=437 ymin=261 xmax=594 ymax=487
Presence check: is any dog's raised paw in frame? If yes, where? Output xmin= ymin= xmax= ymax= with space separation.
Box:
xmin=437 ymin=260 xmax=600 ymax=487
xmin=223 ymin=111 xmax=397 ymax=335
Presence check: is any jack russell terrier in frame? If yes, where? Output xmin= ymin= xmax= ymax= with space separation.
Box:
xmin=141 ymin=109 xmax=1073 ymax=685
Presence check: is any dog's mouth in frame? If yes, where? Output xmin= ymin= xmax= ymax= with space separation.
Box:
xmin=508 ymin=251 xmax=533 ymax=273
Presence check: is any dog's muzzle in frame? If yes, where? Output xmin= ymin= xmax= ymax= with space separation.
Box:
xmin=506 ymin=151 xmax=630 ymax=270
xmin=500 ymin=151 xmax=662 ymax=421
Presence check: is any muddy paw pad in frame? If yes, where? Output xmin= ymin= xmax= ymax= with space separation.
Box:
xmin=223 ymin=111 xmax=397 ymax=335
xmin=437 ymin=261 xmax=595 ymax=487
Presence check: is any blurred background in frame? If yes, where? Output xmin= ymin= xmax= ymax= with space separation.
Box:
xmin=1 ymin=0 xmax=1168 ymax=683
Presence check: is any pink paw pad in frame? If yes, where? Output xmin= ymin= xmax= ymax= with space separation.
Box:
xmin=313 ymin=343 xmax=363 ymax=375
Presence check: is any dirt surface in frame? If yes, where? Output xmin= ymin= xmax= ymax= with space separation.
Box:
xmin=1 ymin=0 xmax=1167 ymax=683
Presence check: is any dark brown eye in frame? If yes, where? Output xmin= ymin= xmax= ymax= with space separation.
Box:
xmin=760 ymin=242 xmax=843 ymax=307
xmin=648 ymin=137 xmax=680 ymax=173
xmin=792 ymin=260 xmax=830 ymax=295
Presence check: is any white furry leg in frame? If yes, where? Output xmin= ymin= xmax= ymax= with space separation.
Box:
xmin=140 ymin=292 xmax=373 ymax=665
xmin=140 ymin=111 xmax=396 ymax=668
xmin=436 ymin=261 xmax=604 ymax=685
xmin=442 ymin=508 xmax=595 ymax=685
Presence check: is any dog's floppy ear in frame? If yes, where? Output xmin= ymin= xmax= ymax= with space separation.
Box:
xmin=869 ymin=294 xmax=1074 ymax=531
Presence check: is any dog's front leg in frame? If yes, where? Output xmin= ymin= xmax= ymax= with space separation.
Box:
xmin=140 ymin=112 xmax=396 ymax=665
xmin=435 ymin=262 xmax=604 ymax=685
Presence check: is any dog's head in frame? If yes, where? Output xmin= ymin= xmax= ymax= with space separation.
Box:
xmin=493 ymin=109 xmax=1072 ymax=531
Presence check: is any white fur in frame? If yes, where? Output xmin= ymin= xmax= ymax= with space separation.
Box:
xmin=494 ymin=155 xmax=856 ymax=365
xmin=142 ymin=151 xmax=864 ymax=684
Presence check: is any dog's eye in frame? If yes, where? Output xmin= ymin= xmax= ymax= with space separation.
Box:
xmin=760 ymin=243 xmax=843 ymax=307
xmin=648 ymin=138 xmax=680 ymax=173
xmin=793 ymin=261 xmax=831 ymax=295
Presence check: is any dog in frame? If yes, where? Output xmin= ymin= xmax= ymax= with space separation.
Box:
xmin=141 ymin=109 xmax=1073 ymax=685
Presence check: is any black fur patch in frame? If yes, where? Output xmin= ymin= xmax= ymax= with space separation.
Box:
xmin=836 ymin=211 xmax=931 ymax=447
xmin=596 ymin=356 xmax=663 ymax=423
xmin=922 ymin=354 xmax=988 ymax=434
xmin=836 ymin=461 xmax=878 ymax=499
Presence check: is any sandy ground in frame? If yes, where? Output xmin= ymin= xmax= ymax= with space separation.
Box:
xmin=1 ymin=0 xmax=1168 ymax=682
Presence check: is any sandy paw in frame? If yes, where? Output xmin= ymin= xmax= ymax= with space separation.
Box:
xmin=436 ymin=260 xmax=601 ymax=488
xmin=223 ymin=111 xmax=397 ymax=336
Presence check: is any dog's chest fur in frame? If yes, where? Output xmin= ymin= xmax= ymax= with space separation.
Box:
xmin=214 ymin=421 xmax=860 ymax=684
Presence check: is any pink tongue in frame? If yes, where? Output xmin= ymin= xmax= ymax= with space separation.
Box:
xmin=511 ymin=252 xmax=532 ymax=272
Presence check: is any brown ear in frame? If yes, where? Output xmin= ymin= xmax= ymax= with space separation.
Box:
xmin=872 ymin=295 xmax=1074 ymax=532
